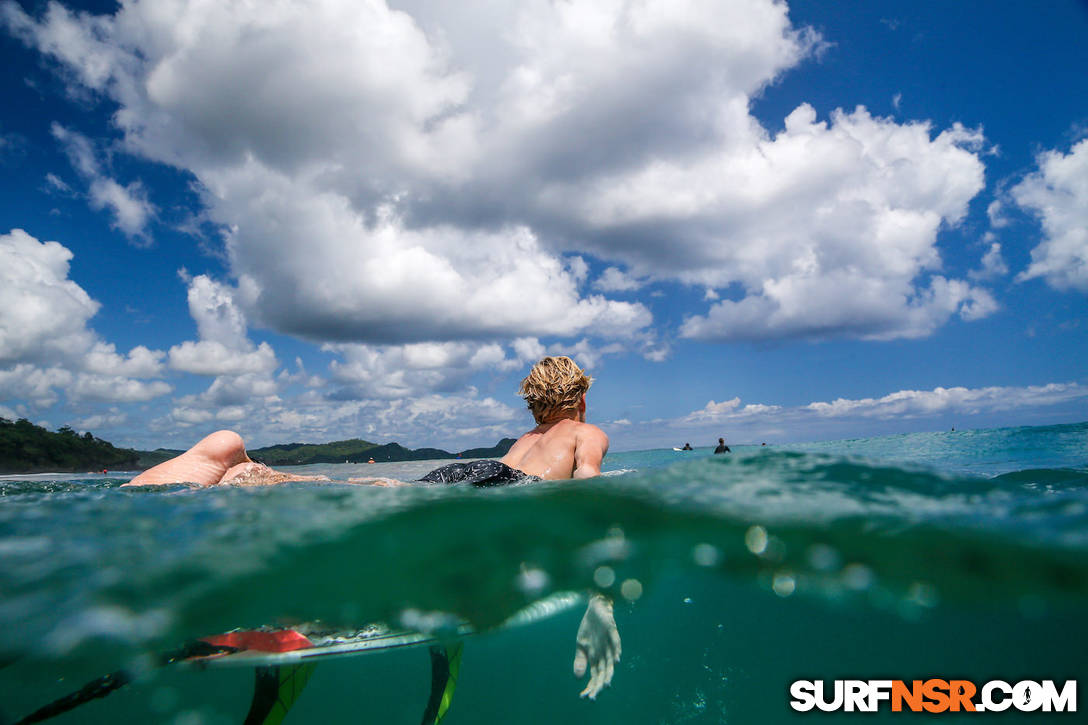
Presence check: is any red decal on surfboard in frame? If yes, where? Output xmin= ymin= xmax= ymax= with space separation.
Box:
xmin=200 ymin=630 xmax=313 ymax=653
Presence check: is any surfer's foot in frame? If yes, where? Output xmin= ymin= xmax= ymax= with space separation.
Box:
xmin=123 ymin=430 xmax=252 ymax=487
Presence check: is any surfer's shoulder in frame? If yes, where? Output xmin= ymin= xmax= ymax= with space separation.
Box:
xmin=575 ymin=421 xmax=609 ymax=447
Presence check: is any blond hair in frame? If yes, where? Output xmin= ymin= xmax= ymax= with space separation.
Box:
xmin=518 ymin=356 xmax=594 ymax=424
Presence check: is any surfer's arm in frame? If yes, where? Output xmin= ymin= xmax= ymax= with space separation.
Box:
xmin=573 ymin=593 xmax=621 ymax=699
xmin=572 ymin=427 xmax=609 ymax=479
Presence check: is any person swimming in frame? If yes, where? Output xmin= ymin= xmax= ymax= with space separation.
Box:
xmin=713 ymin=438 xmax=730 ymax=454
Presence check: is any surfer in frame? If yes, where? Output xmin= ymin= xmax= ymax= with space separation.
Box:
xmin=125 ymin=357 xmax=607 ymax=489
xmin=713 ymin=438 xmax=730 ymax=454
xmin=680 ymin=442 xmax=693 ymax=451
xmin=121 ymin=356 xmax=620 ymax=698
xmin=409 ymin=355 xmax=608 ymax=486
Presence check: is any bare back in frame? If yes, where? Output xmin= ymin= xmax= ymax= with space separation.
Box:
xmin=500 ymin=418 xmax=609 ymax=480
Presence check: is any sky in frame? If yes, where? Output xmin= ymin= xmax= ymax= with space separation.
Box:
xmin=0 ymin=0 xmax=1085 ymax=453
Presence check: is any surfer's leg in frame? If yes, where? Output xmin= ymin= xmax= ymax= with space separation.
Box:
xmin=220 ymin=462 xmax=330 ymax=486
xmin=346 ymin=476 xmax=411 ymax=486
xmin=123 ymin=430 xmax=251 ymax=487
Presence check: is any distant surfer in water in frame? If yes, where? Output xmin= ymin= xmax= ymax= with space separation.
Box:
xmin=713 ymin=437 xmax=730 ymax=454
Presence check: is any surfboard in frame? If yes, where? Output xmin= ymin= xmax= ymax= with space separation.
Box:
xmin=183 ymin=590 xmax=581 ymax=669
xmin=13 ymin=592 xmax=583 ymax=725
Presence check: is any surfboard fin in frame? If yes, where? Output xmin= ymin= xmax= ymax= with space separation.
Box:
xmin=243 ymin=663 xmax=316 ymax=725
xmin=420 ymin=642 xmax=463 ymax=725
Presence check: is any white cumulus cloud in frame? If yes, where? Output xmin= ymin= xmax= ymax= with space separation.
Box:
xmin=0 ymin=229 xmax=171 ymax=412
xmin=2 ymin=0 xmax=998 ymax=347
xmin=69 ymin=374 xmax=172 ymax=403
xmin=161 ymin=273 xmax=293 ymax=431
xmin=0 ymin=228 xmax=99 ymax=363
xmin=51 ymin=124 xmax=155 ymax=238
xmin=969 ymin=239 xmax=1008 ymax=281
xmin=328 ymin=341 xmax=519 ymax=399
xmin=168 ymin=340 xmax=277 ymax=377
xmin=672 ymin=108 xmax=995 ymax=341
xmin=804 ymin=382 xmax=1088 ymax=419
xmin=84 ymin=342 xmax=165 ymax=378
xmin=1012 ymin=139 xmax=1088 ymax=292
xmin=168 ymin=274 xmax=278 ymax=376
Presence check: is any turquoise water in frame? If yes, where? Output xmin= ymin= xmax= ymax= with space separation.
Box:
xmin=1 ymin=422 xmax=1086 ymax=723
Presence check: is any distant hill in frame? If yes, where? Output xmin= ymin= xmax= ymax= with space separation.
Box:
xmin=0 ymin=418 xmax=139 ymax=473
xmin=249 ymin=438 xmax=379 ymax=465
xmin=459 ymin=438 xmax=518 ymax=458
xmin=248 ymin=436 xmax=517 ymax=464
xmin=136 ymin=448 xmax=185 ymax=469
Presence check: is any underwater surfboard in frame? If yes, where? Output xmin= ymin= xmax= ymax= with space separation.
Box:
xmin=184 ymin=590 xmax=581 ymax=669
xmin=13 ymin=592 xmax=583 ymax=725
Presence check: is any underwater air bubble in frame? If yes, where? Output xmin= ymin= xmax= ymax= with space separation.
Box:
xmin=842 ymin=563 xmax=875 ymax=591
xmin=594 ymin=565 xmax=616 ymax=588
xmin=517 ymin=565 xmax=550 ymax=597
xmin=806 ymin=543 xmax=841 ymax=572
xmin=907 ymin=581 xmax=939 ymax=608
xmin=692 ymin=542 xmax=720 ymax=566
xmin=744 ymin=525 xmax=768 ymax=555
xmin=772 ymin=572 xmax=796 ymax=597
xmin=620 ymin=578 xmax=643 ymax=601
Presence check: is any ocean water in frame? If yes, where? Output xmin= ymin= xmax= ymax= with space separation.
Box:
xmin=1 ymin=421 xmax=1086 ymax=723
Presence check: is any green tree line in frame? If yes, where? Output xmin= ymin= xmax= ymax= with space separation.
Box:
xmin=0 ymin=418 xmax=139 ymax=473
xmin=249 ymin=438 xmax=517 ymax=464
xmin=0 ymin=418 xmax=518 ymax=473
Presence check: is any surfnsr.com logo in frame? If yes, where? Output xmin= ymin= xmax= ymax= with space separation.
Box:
xmin=790 ymin=679 xmax=1077 ymax=713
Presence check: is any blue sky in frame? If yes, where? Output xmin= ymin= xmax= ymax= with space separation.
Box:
xmin=1 ymin=0 xmax=1085 ymax=452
